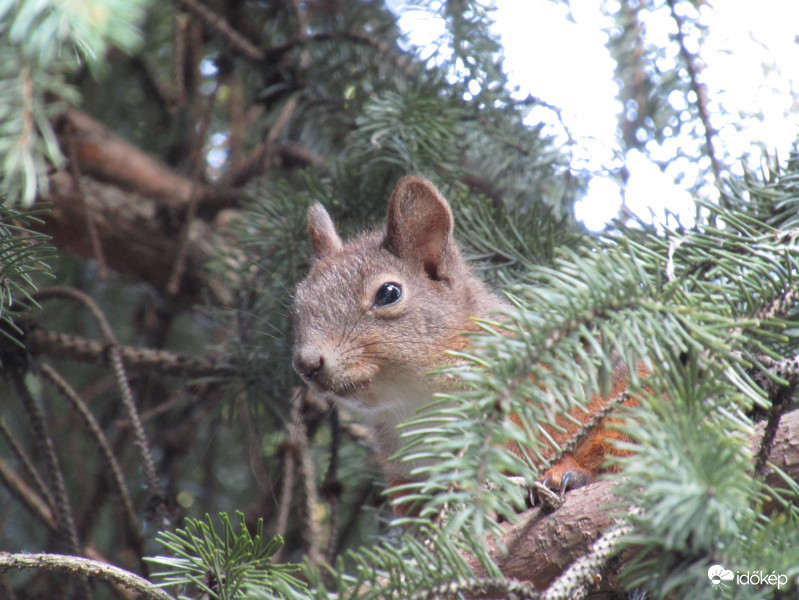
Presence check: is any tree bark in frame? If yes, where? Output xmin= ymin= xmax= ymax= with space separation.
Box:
xmin=36 ymin=108 xmax=320 ymax=306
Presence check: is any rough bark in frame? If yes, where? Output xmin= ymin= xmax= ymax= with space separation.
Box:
xmin=38 ymin=170 xmax=226 ymax=305
xmin=480 ymin=408 xmax=799 ymax=591
xmin=36 ymin=108 xmax=319 ymax=306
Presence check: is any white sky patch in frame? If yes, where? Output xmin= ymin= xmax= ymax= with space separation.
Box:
xmin=392 ymin=0 xmax=799 ymax=230
xmin=494 ymin=0 xmax=620 ymax=151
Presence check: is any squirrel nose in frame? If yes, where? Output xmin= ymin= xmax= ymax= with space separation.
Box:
xmin=293 ymin=352 xmax=324 ymax=382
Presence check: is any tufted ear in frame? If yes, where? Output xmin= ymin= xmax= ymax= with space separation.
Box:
xmin=307 ymin=203 xmax=343 ymax=260
xmin=383 ymin=176 xmax=455 ymax=281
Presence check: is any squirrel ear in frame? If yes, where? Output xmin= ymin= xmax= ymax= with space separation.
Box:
xmin=384 ymin=176 xmax=455 ymax=281
xmin=307 ymin=203 xmax=343 ymax=259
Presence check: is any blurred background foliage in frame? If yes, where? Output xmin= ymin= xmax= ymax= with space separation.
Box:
xmin=0 ymin=0 xmax=798 ymax=598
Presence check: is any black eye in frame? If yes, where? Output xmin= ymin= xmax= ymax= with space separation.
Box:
xmin=373 ymin=282 xmax=402 ymax=307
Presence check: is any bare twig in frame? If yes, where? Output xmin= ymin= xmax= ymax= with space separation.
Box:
xmin=24 ymin=326 xmax=230 ymax=378
xmin=0 ymin=418 xmax=55 ymax=512
xmin=39 ymin=363 xmax=143 ymax=552
xmin=667 ymin=0 xmax=722 ymax=185
xmin=0 ymin=552 xmax=175 ymax=600
xmin=66 ymin=127 xmax=108 ymax=279
xmin=10 ymin=371 xmax=81 ymax=556
xmin=172 ymin=0 xmax=265 ymax=62
xmin=173 ymin=12 xmax=188 ymax=107
xmin=323 ymin=403 xmax=341 ymax=564
xmin=10 ymin=370 xmax=91 ymax=598
xmin=167 ymin=74 xmax=217 ymax=297
xmin=273 ymin=442 xmax=296 ymax=557
xmin=296 ymin=395 xmax=323 ymax=566
xmin=33 ymin=287 xmax=170 ymax=527
xmin=0 ymin=455 xmax=56 ymax=530
xmin=278 ymin=389 xmax=322 ymax=566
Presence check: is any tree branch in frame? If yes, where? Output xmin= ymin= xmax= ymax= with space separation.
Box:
xmin=667 ymin=0 xmax=722 ymax=184
xmin=481 ymin=408 xmax=799 ymax=591
xmin=36 ymin=108 xmax=322 ymax=305
xmin=0 ymin=552 xmax=175 ymax=600
xmin=22 ymin=326 xmax=231 ymax=378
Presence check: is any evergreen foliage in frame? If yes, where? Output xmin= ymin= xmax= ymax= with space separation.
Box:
xmin=0 ymin=0 xmax=797 ymax=599
xmin=0 ymin=0 xmax=149 ymax=204
xmin=0 ymin=204 xmax=53 ymax=347
xmin=148 ymin=512 xmax=307 ymax=600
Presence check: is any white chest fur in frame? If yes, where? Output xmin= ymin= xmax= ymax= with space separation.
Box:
xmin=332 ymin=374 xmax=444 ymax=480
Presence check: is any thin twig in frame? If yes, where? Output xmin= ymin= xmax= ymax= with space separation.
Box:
xmin=166 ymin=84 xmax=216 ymax=297
xmin=0 ymin=552 xmax=175 ymax=600
xmin=0 ymin=417 xmax=55 ymax=512
xmin=291 ymin=389 xmax=322 ymax=566
xmin=66 ymin=127 xmax=108 ymax=279
xmin=33 ymin=287 xmax=170 ymax=527
xmin=323 ymin=403 xmax=341 ymax=565
xmin=24 ymin=326 xmax=230 ymax=378
xmin=10 ymin=371 xmax=91 ymax=598
xmin=39 ymin=362 xmax=143 ymax=552
xmin=273 ymin=449 xmax=295 ymax=559
xmin=667 ymin=0 xmax=722 ymax=185
xmin=10 ymin=371 xmax=81 ymax=556
xmin=0 ymin=455 xmax=56 ymax=530
xmin=173 ymin=12 xmax=188 ymax=107
xmin=172 ymin=0 xmax=265 ymax=62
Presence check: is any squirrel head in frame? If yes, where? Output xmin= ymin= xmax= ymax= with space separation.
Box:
xmin=291 ymin=176 xmax=503 ymax=408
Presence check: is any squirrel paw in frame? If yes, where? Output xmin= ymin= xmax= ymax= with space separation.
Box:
xmin=529 ymin=459 xmax=594 ymax=511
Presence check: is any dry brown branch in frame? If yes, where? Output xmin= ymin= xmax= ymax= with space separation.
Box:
xmin=37 ymin=108 xmax=321 ymax=305
xmin=33 ymin=286 xmax=170 ymax=528
xmin=38 ymin=171 xmax=226 ymax=305
xmin=23 ymin=326 xmax=230 ymax=378
xmin=63 ymin=109 xmax=196 ymax=210
xmin=39 ymin=362 xmax=143 ymax=551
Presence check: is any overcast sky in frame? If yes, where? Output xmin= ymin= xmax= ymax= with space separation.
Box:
xmin=394 ymin=0 xmax=799 ymax=229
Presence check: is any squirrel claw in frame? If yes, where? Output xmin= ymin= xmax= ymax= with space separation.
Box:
xmin=529 ymin=481 xmax=563 ymax=512
xmin=558 ymin=468 xmax=593 ymax=494
xmin=530 ymin=466 xmax=594 ymax=512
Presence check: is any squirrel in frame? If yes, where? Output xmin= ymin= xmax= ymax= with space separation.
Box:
xmin=291 ymin=175 xmax=634 ymax=497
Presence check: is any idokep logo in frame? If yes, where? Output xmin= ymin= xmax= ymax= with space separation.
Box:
xmin=708 ymin=565 xmax=734 ymax=589
xmin=707 ymin=564 xmax=790 ymax=591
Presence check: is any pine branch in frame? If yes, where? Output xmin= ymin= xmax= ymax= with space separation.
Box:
xmin=0 ymin=417 xmax=55 ymax=512
xmin=10 ymin=370 xmax=82 ymax=556
xmin=23 ymin=326 xmax=231 ymax=378
xmin=0 ymin=455 xmax=55 ymax=531
xmin=0 ymin=552 xmax=175 ymax=600
xmin=33 ymin=286 xmax=171 ymax=528
xmin=172 ymin=0 xmax=265 ymax=62
xmin=39 ymin=362 xmax=143 ymax=552
xmin=666 ymin=0 xmax=722 ymax=185
xmin=479 ymin=408 xmax=799 ymax=592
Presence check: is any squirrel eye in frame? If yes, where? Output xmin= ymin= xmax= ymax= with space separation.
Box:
xmin=373 ymin=282 xmax=402 ymax=307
